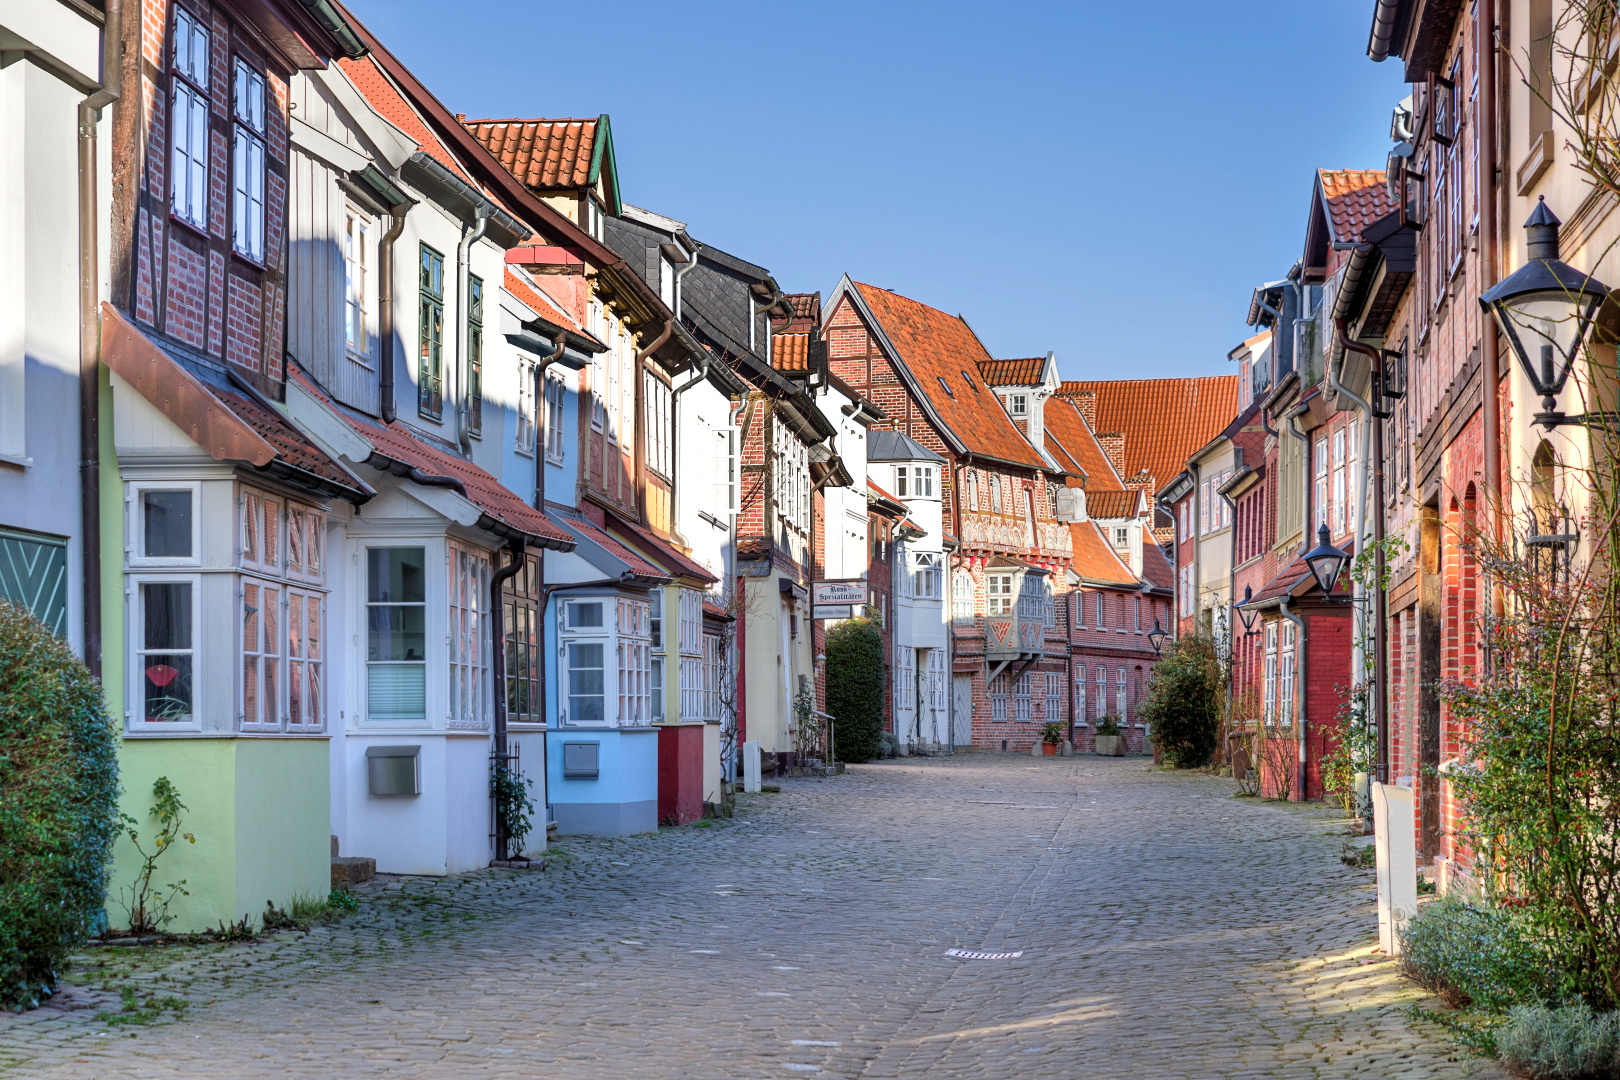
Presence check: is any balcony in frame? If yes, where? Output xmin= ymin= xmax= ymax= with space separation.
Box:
xmin=984 ymin=608 xmax=1044 ymax=662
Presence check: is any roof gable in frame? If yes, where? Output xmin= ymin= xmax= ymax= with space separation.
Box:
xmin=460 ymin=115 xmax=621 ymax=214
xmin=1042 ymin=395 xmax=1125 ymax=491
xmin=1056 ymin=376 xmax=1239 ymax=493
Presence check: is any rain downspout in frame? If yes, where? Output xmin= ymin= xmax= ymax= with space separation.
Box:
xmin=526 ymin=330 xmax=563 ymax=834
xmin=455 ymin=205 xmax=489 ymax=452
xmin=78 ymin=0 xmax=122 ymax=675
xmin=950 ymin=451 xmax=976 ymax=754
xmin=1286 ymin=414 xmax=1310 ymax=552
xmin=1279 ymin=595 xmax=1307 ymax=801
xmin=666 ymin=235 xmax=705 ymax=545
xmin=377 ymin=201 xmax=408 ymax=423
xmin=489 ymin=537 xmax=526 ymax=862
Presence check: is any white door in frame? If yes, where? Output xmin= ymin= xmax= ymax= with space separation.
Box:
xmin=952 ymin=674 xmax=973 ymax=748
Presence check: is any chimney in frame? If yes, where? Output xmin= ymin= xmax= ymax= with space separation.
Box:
xmin=1098 ymin=432 xmax=1125 ymax=477
xmin=1073 ymin=390 xmax=1097 ymax=429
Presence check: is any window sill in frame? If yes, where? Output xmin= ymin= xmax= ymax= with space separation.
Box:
xmin=346 ymin=351 xmax=376 ymax=371
xmin=546 ymin=452 xmax=565 ymax=466
xmin=0 ymin=451 xmax=33 ymax=470
xmin=168 ymin=210 xmax=209 ymax=243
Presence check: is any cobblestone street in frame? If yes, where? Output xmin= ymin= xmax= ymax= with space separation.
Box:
xmin=0 ymin=756 xmax=1499 ymax=1079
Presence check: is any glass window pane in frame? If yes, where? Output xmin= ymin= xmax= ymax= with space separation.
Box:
xmin=367 ymin=605 xmax=425 ymax=661
xmin=143 ymin=491 xmax=192 ymax=557
xmin=570 ymin=601 xmax=603 ymax=628
xmin=143 ymin=654 xmax=192 ymax=722
xmin=368 ymin=664 xmax=425 ymax=719
xmin=142 ymin=582 xmax=191 ymax=648
xmin=368 ymin=548 xmax=425 ymax=602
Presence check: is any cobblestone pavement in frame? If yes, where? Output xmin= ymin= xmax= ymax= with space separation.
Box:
xmin=0 ymin=755 xmax=1501 ymax=1079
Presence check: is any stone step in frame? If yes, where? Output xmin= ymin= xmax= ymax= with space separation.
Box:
xmin=330 ymin=834 xmax=339 ymax=858
xmin=331 ymin=856 xmax=375 ymax=886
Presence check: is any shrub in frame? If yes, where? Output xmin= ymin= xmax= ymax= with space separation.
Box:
xmin=1041 ymin=722 xmax=1063 ymax=746
xmin=116 ymin=776 xmax=193 ymax=934
xmin=1496 ymin=1003 xmax=1620 ymax=1080
xmin=0 ymin=600 xmax=121 ymax=1010
xmin=825 ymin=618 xmax=884 ymax=763
xmin=1096 ymin=714 xmax=1121 ymax=736
xmin=1136 ymin=634 xmax=1222 ymax=767
xmin=1400 ymin=894 xmax=1566 ymax=1013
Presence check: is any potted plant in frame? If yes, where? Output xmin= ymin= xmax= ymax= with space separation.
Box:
xmin=1040 ymin=722 xmax=1063 ymax=756
xmin=1094 ymin=715 xmax=1126 ymax=757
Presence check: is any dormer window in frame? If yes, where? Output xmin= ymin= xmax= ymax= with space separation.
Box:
xmin=1114 ymin=527 xmax=1130 ymax=549
xmin=1009 ymin=394 xmax=1028 ymax=416
xmin=585 ymin=196 xmax=605 ymax=241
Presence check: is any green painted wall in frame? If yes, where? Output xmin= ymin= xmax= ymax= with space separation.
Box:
xmin=98 ymin=366 xmax=120 ymax=720
xmin=111 ymin=739 xmax=330 ymax=933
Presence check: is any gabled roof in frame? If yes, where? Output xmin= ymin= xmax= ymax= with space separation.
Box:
xmin=549 ymin=509 xmax=666 ymax=581
xmin=1318 ymin=169 xmax=1393 ymax=244
xmin=459 ymin=115 xmax=621 ymax=214
xmin=977 ymin=357 xmax=1046 ymax=387
xmin=1140 ymin=540 xmax=1175 ymax=593
xmin=1056 ymin=377 xmax=1239 ymax=491
xmin=1068 ymin=520 xmax=1138 ymax=586
xmin=867 ymin=428 xmax=946 ymax=464
xmin=337 ymin=56 xmax=475 ymax=185
xmin=835 ymin=280 xmax=1047 ymax=471
xmin=1042 ymin=395 xmax=1125 ymax=492
xmin=1086 ymin=490 xmax=1145 ymax=519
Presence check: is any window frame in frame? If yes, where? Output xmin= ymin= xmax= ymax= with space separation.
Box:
xmin=128 ymin=571 xmax=203 ymax=733
xmin=364 ymin=545 xmax=429 ymax=723
xmin=1074 ymin=665 xmax=1087 ymax=725
xmin=344 ymin=206 xmax=373 ymax=363
xmin=231 ymin=57 xmax=268 ymax=264
xmin=418 ymin=244 xmax=445 ymax=421
xmin=545 ymin=369 xmax=567 ymax=463
xmin=952 ymin=570 xmax=974 ymax=623
xmin=467 ymin=274 xmax=484 ymax=437
xmin=128 ymin=481 xmax=203 ymax=569
xmin=516 ymin=359 xmax=536 ymax=457
xmin=447 ymin=541 xmax=491 ymax=730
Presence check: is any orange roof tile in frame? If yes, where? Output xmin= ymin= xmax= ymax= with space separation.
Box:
xmin=1140 ymin=541 xmax=1176 ymax=592
xmin=1067 ymin=521 xmax=1137 ymax=586
xmin=1085 ymin=491 xmax=1143 ymax=519
xmin=1043 ymin=396 xmax=1125 ymax=492
xmin=212 ymin=386 xmax=370 ymax=498
xmin=1319 ymin=169 xmax=1393 ymax=243
xmin=1056 ymin=376 xmax=1238 ymax=492
xmin=460 ymin=118 xmax=599 ymax=190
xmin=603 ymin=513 xmax=718 ymax=584
xmin=501 ymin=268 xmax=596 ymax=340
xmin=337 ymin=56 xmax=475 ymax=185
xmin=976 ymin=358 xmax=1045 ymax=386
xmin=773 ymin=333 xmax=810 ymax=372
xmin=852 ymin=283 xmax=1047 ymax=471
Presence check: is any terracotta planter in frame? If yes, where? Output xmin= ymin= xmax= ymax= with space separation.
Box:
xmin=1042 ymin=743 xmax=1058 ymax=756
xmin=1094 ymin=734 xmax=1125 ymax=757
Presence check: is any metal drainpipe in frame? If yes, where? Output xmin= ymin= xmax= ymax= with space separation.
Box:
xmin=1286 ymin=414 xmax=1311 ymax=551
xmin=489 ymin=537 xmax=526 ymax=862
xmin=1481 ymin=0 xmax=1504 ymax=611
xmin=1279 ymin=595 xmax=1307 ymax=800
xmin=377 ymin=202 xmax=408 ymax=423
xmin=530 ymin=332 xmax=564 ymax=823
xmin=1189 ymin=461 xmax=1201 ymax=630
xmin=668 ymin=352 xmax=711 ymax=548
xmin=949 ymin=452 xmax=975 ymax=754
xmin=77 ymin=0 xmax=122 ymax=675
xmin=1335 ymin=319 xmax=1389 ymax=784
xmin=455 ymin=206 xmax=489 ymax=452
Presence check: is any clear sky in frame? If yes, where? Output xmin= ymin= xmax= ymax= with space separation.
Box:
xmin=343 ymin=0 xmax=1406 ymax=382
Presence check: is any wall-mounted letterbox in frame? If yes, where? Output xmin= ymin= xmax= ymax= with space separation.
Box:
xmin=366 ymin=744 xmax=421 ymax=796
xmin=562 ymin=741 xmax=599 ymax=779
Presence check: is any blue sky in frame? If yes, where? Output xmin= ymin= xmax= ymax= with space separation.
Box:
xmin=344 ymin=1 xmax=1406 ymax=381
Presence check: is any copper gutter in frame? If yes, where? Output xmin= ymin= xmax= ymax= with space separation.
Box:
xmin=1481 ymin=0 xmax=1504 ymax=615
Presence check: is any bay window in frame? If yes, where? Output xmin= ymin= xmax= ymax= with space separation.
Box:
xmin=135 ymin=577 xmax=196 ymax=725
xmin=987 ymin=573 xmax=1014 ymax=615
xmin=952 ymin=571 xmax=974 ymax=623
xmin=616 ymin=596 xmax=650 ymax=726
xmin=679 ymin=589 xmax=702 ymax=719
xmin=913 ymin=552 xmax=942 ymax=600
xmin=448 ymin=542 xmax=491 ymax=728
xmin=367 ymin=547 xmax=426 ymax=721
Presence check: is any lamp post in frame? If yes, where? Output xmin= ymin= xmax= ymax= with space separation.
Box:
xmin=1480 ymin=197 xmax=1612 ymax=430
xmin=1146 ymin=618 xmax=1167 ymax=655
xmin=1236 ymin=584 xmax=1259 ymax=634
xmin=1303 ymin=523 xmax=1351 ymax=597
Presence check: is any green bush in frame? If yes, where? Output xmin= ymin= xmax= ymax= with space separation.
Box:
xmin=0 ymin=600 xmax=121 ymax=1010
xmin=1497 ymin=1003 xmax=1620 ymax=1080
xmin=1135 ymin=634 xmax=1222 ymax=767
xmin=825 ymin=618 xmax=884 ymax=763
xmin=1400 ymin=895 xmax=1566 ymax=1012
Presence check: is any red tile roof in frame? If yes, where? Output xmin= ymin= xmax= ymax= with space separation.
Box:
xmin=1319 ymin=169 xmax=1393 ymax=243
xmin=213 ymin=387 xmax=370 ymax=498
xmin=604 ymin=514 xmax=718 ymax=584
xmin=852 ymin=283 xmax=1047 ymax=471
xmin=866 ymin=478 xmax=907 ymax=514
xmin=1056 ymin=376 xmax=1239 ymax=491
xmin=976 ymin=358 xmax=1045 ymax=387
xmin=1141 ymin=541 xmax=1176 ymax=592
xmin=342 ymin=412 xmax=574 ymax=546
xmin=460 ymin=117 xmax=599 ymax=190
xmin=702 ymin=599 xmax=733 ymax=621
xmin=555 ymin=513 xmax=666 ymax=579
xmin=1085 ymin=491 xmax=1143 ymax=519
xmin=1043 ymin=396 xmax=1125 ymax=492
xmin=785 ymin=292 xmax=820 ymax=332
xmin=773 ymin=333 xmax=810 ymax=372
xmin=337 ymin=55 xmax=476 ymax=185
xmin=1067 ymin=521 xmax=1136 ymax=586
xmin=501 ymin=268 xmax=600 ymax=344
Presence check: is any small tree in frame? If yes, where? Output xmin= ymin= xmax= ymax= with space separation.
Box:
xmin=825 ymin=617 xmax=884 ymax=763
xmin=1136 ymin=634 xmax=1223 ymax=767
xmin=0 ymin=600 xmax=121 ymax=1010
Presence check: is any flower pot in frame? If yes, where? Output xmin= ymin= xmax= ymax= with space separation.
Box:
xmin=1094 ymin=734 xmax=1125 ymax=757
xmin=1042 ymin=743 xmax=1057 ymax=756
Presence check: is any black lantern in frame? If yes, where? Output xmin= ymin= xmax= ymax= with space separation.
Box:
xmin=1480 ymin=198 xmax=1612 ymax=429
xmin=1236 ymin=584 xmax=1259 ymax=633
xmin=1303 ymin=523 xmax=1350 ymax=596
xmin=1146 ymin=617 xmax=1168 ymax=655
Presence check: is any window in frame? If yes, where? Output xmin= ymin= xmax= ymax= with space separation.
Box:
xmin=990 ymin=474 xmax=1003 ymax=514
xmin=1279 ymin=620 xmax=1296 ymax=730
xmin=645 ymin=373 xmax=672 ymax=477
xmin=1043 ymin=579 xmax=1055 ymax=627
xmin=1075 ymin=665 xmax=1086 ymax=723
xmin=1332 ymin=428 xmax=1345 ymax=535
xmin=1044 ymin=672 xmax=1062 ymax=720
xmin=566 ymin=640 xmax=604 ymax=723
xmin=650 ymin=655 xmax=664 ymax=721
xmin=1346 ymin=420 xmax=1358 ymax=535
xmin=915 ymin=466 xmax=934 ymax=497
xmin=587 ymin=301 xmax=605 ymax=431
xmin=232 ymin=60 xmax=266 ymax=262
xmin=952 ymin=571 xmax=974 ymax=623
xmin=545 ymin=371 xmax=567 ymax=463
xmin=418 ymin=245 xmax=444 ymax=419
xmin=135 ymin=487 xmax=196 ymax=563
xmin=1116 ymin=667 xmax=1127 ymax=721
xmin=990 ymin=674 xmax=1008 ymax=722
xmin=1096 ymin=667 xmax=1107 ymax=721
xmin=516 ymin=362 xmax=536 ymax=456
xmin=344 ymin=208 xmax=371 ymax=359
xmin=284 ymin=588 xmax=322 ymax=730
xmin=1314 ymin=435 xmax=1329 ymax=532
xmin=135 ymin=578 xmax=195 ymax=725
xmin=0 ymin=528 xmax=69 ymax=637
xmin=896 ymin=649 xmax=914 ymax=711
xmin=169 ymin=9 xmax=209 ymax=229
xmin=1096 ymin=590 xmax=1107 ymax=630
xmin=679 ymin=589 xmax=702 ymax=719
xmin=1013 ymin=672 xmax=1031 ymax=722
xmin=936 ymin=375 xmax=955 ymax=399
xmin=715 ymin=427 xmax=738 ymax=513
xmin=448 ymin=543 xmax=490 ymax=728
xmin=1009 ymin=394 xmax=1028 ymax=416
xmin=367 ymin=548 xmax=426 ymax=720
xmin=1180 ymin=500 xmax=1190 ymax=535
xmin=503 ymin=552 xmax=541 ymax=724
xmin=987 ymin=573 xmax=1014 ymax=615
xmin=1263 ymin=622 xmax=1278 ymax=725
xmin=1114 ymin=526 xmax=1129 ymax=549
xmin=913 ymin=552 xmax=942 ymax=600
xmin=467 ymin=275 xmax=484 ymax=436
xmin=960 ymin=368 xmax=978 ymax=392
xmin=967 ymin=469 xmax=979 ymax=510
xmin=895 ymin=466 xmax=908 ymax=497
xmin=616 ymin=596 xmax=651 ymax=725
xmin=1200 ymin=481 xmax=1211 ymax=535
xmin=701 ymin=632 xmax=723 ymax=721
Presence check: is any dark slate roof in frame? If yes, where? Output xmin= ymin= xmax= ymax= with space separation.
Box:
xmin=867 ymin=427 xmax=946 ymax=464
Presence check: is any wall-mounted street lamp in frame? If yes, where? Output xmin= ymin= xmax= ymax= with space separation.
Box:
xmin=1146 ymin=618 xmax=1168 ymax=655
xmin=1236 ymin=584 xmax=1260 ymax=634
xmin=1303 ymin=523 xmax=1351 ymax=597
xmin=1480 ymin=197 xmax=1612 ymax=430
